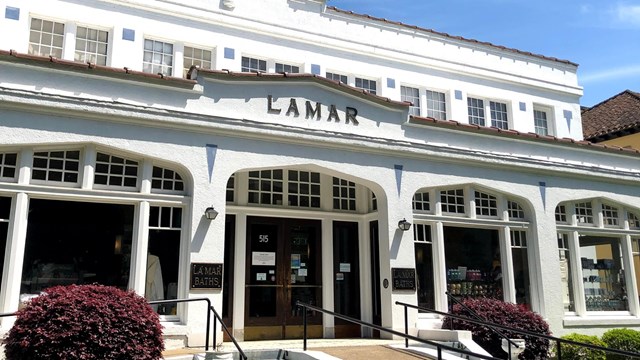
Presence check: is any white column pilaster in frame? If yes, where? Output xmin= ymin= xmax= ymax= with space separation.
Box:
xmin=321 ymin=218 xmax=335 ymax=338
xmin=0 ymin=192 xmax=29 ymax=321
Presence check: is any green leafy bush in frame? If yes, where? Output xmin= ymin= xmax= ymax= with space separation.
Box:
xmin=601 ymin=328 xmax=640 ymax=360
xmin=443 ymin=297 xmax=551 ymax=359
xmin=552 ymin=333 xmax=606 ymax=360
xmin=4 ymin=284 xmax=164 ymax=360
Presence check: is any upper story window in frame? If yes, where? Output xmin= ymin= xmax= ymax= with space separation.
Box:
xmin=508 ymin=200 xmax=525 ymax=220
xmin=94 ymin=152 xmax=138 ymax=188
xmin=467 ymin=97 xmax=509 ymax=129
xmin=143 ymin=39 xmax=173 ymax=76
xmin=275 ymin=63 xmax=300 ymax=73
xmin=602 ymin=204 xmax=619 ymax=227
xmin=326 ymin=72 xmax=347 ymax=84
xmin=29 ymin=18 xmax=65 ymax=58
xmin=333 ymin=177 xmax=356 ymax=211
xmin=183 ymin=46 xmax=212 ymax=77
xmin=575 ymin=201 xmax=594 ymax=224
xmin=440 ymin=188 xmax=465 ymax=215
xmin=32 ymin=150 xmax=80 ymax=184
xmin=151 ymin=166 xmax=184 ymax=192
xmin=533 ymin=108 xmax=549 ymax=136
xmin=0 ymin=153 xmax=18 ymax=181
xmin=401 ymin=86 xmax=420 ymax=116
xmin=426 ymin=90 xmax=447 ymax=120
xmin=355 ymin=77 xmax=377 ymax=95
xmin=555 ymin=205 xmax=567 ymax=223
xmin=475 ymin=190 xmax=498 ymax=217
xmin=241 ymin=56 xmax=266 ymax=73
xmin=74 ymin=26 xmax=108 ymax=66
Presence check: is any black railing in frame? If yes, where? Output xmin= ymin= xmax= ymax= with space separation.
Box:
xmin=149 ymin=298 xmax=248 ymax=360
xmin=396 ymin=301 xmax=640 ymax=360
xmin=297 ymin=301 xmax=504 ymax=360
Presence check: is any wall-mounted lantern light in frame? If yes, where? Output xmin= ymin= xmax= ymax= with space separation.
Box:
xmin=398 ymin=218 xmax=411 ymax=231
xmin=204 ymin=206 xmax=219 ymax=220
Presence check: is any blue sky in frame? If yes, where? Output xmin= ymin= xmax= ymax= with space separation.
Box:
xmin=328 ymin=1 xmax=640 ymax=107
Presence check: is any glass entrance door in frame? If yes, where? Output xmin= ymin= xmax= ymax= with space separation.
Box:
xmin=245 ymin=217 xmax=322 ymax=340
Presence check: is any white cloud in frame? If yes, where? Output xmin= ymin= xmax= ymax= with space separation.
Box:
xmin=614 ymin=3 xmax=640 ymax=26
xmin=581 ymin=65 xmax=640 ymax=83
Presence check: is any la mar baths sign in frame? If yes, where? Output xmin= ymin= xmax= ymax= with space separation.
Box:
xmin=267 ymin=95 xmax=359 ymax=125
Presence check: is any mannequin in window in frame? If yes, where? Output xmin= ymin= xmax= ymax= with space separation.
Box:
xmin=145 ymin=254 xmax=164 ymax=310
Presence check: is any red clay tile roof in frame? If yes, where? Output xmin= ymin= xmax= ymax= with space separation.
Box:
xmin=410 ymin=115 xmax=640 ymax=156
xmin=582 ymin=90 xmax=640 ymax=141
xmin=326 ymin=6 xmax=578 ymax=67
xmin=191 ymin=68 xmax=411 ymax=108
xmin=0 ymin=49 xmax=196 ymax=88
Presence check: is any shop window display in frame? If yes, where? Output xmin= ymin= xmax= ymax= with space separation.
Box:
xmin=20 ymin=199 xmax=133 ymax=299
xmin=579 ymin=236 xmax=627 ymax=311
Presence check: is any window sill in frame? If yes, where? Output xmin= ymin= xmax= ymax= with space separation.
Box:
xmin=563 ymin=314 xmax=640 ymax=327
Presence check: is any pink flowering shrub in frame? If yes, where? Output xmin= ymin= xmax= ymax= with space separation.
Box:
xmin=4 ymin=284 xmax=164 ymax=360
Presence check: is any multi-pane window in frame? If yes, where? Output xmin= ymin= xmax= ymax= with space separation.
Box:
xmin=401 ymin=86 xmax=420 ymax=116
xmin=414 ymin=223 xmax=434 ymax=309
xmin=414 ymin=223 xmax=432 ymax=243
xmin=602 ymin=204 xmax=619 ymax=226
xmin=575 ymin=202 xmax=594 ymax=224
xmin=555 ymin=205 xmax=567 ymax=223
xmin=148 ymin=206 xmax=182 ymax=315
xmin=149 ymin=206 xmax=182 ymax=229
xmin=241 ymin=56 xmax=266 ymax=73
xmin=412 ymin=192 xmax=430 ymax=212
xmin=32 ymin=150 xmax=80 ymax=183
xmin=74 ymin=26 xmax=108 ymax=66
xmin=467 ymin=97 xmax=485 ymax=126
xmin=511 ymin=230 xmax=527 ymax=248
xmin=183 ymin=46 xmax=212 ymax=77
xmin=151 ymin=166 xmax=184 ymax=192
xmin=248 ymin=170 xmax=283 ymax=205
xmin=629 ymin=212 xmax=640 ymax=229
xmin=226 ymin=174 xmax=235 ymax=203
xmin=275 ymin=63 xmax=300 ymax=73
xmin=533 ymin=109 xmax=549 ymax=136
xmin=333 ymin=177 xmax=356 ymax=211
xmin=475 ymin=191 xmax=498 ymax=217
xmin=29 ymin=18 xmax=65 ymax=58
xmin=490 ymin=101 xmax=509 ymax=130
xmin=326 ymin=72 xmax=347 ymax=84
xmin=0 ymin=153 xmax=18 ymax=180
xmin=355 ymin=77 xmax=377 ymax=95
xmin=94 ymin=152 xmax=138 ymax=188
xmin=143 ymin=39 xmax=173 ymax=76
xmin=511 ymin=230 xmax=530 ymax=305
xmin=440 ymin=189 xmax=465 ymax=214
xmin=426 ymin=90 xmax=447 ymax=120
xmin=287 ymin=171 xmax=320 ymax=208
xmin=508 ymin=201 xmax=525 ymax=220
xmin=557 ymin=233 xmax=574 ymax=311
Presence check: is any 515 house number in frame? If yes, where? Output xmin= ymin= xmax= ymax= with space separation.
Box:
xmin=259 ymin=235 xmax=269 ymax=243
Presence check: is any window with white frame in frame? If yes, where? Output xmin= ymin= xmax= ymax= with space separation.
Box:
xmin=440 ymin=188 xmax=465 ymax=214
xmin=74 ymin=26 xmax=108 ymax=66
xmin=275 ymin=63 xmax=300 ymax=74
xmin=29 ymin=18 xmax=65 ymax=58
xmin=0 ymin=153 xmax=17 ymax=180
xmin=413 ymin=223 xmax=434 ymax=309
xmin=32 ymin=150 xmax=80 ymax=184
xmin=248 ymin=170 xmax=283 ymax=205
xmin=557 ymin=233 xmax=575 ymax=312
xmin=556 ymin=199 xmax=640 ymax=314
xmin=94 ymin=152 xmax=138 ymax=188
xmin=143 ymin=39 xmax=173 ymax=76
xmin=475 ymin=191 xmax=498 ymax=217
xmin=226 ymin=174 xmax=235 ymax=203
xmin=287 ymin=170 xmax=320 ymax=208
xmin=183 ymin=46 xmax=212 ymax=77
xmin=511 ymin=230 xmax=530 ymax=305
xmin=401 ymin=86 xmax=421 ymax=116
xmin=426 ymin=90 xmax=447 ymax=120
xmin=241 ymin=56 xmax=266 ymax=73
xmin=490 ymin=101 xmax=509 ymax=129
xmin=413 ymin=191 xmax=430 ymax=212
xmin=555 ymin=205 xmax=567 ymax=223
xmin=333 ymin=177 xmax=356 ymax=211
xmin=533 ymin=108 xmax=549 ymax=136
xmin=467 ymin=97 xmax=485 ymax=126
xmin=508 ymin=200 xmax=525 ymax=220
xmin=148 ymin=206 xmax=182 ymax=315
xmin=326 ymin=72 xmax=347 ymax=84
xmin=355 ymin=77 xmax=377 ymax=95
xmin=633 ymin=238 xmax=640 ymax=304
xmin=629 ymin=212 xmax=640 ymax=229
xmin=151 ymin=166 xmax=184 ymax=192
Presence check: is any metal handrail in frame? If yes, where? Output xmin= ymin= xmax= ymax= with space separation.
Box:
xmin=446 ymin=292 xmax=518 ymax=354
xmin=296 ymin=301 xmax=504 ymax=360
xmin=396 ymin=301 xmax=640 ymax=360
xmin=209 ymin=305 xmax=247 ymax=360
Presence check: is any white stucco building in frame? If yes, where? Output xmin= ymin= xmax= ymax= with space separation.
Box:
xmin=1 ymin=0 xmax=639 ymax=347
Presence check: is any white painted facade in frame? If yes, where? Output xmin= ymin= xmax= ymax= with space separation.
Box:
xmin=0 ymin=0 xmax=638 ymax=347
